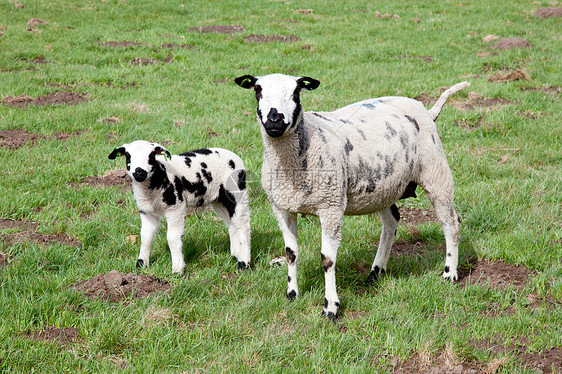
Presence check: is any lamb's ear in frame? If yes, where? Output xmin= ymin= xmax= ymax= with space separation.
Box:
xmin=155 ymin=146 xmax=172 ymax=161
xmin=108 ymin=146 xmax=126 ymax=160
xmin=235 ymin=75 xmax=258 ymax=89
xmin=296 ymin=76 xmax=320 ymax=91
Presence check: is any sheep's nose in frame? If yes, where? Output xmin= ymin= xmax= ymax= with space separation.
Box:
xmin=267 ymin=108 xmax=285 ymax=124
xmin=133 ymin=168 xmax=148 ymax=182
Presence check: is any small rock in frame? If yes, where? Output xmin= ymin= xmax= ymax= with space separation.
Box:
xmin=104 ymin=270 xmax=124 ymax=287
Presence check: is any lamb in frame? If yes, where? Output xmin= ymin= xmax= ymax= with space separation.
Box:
xmin=108 ymin=140 xmax=251 ymax=273
xmin=235 ymin=73 xmax=468 ymax=319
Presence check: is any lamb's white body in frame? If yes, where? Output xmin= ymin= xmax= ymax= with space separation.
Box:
xmin=236 ymin=73 xmax=467 ymax=319
xmin=109 ymin=141 xmax=251 ymax=273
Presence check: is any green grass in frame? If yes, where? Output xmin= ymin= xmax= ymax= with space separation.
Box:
xmin=1 ymin=0 xmax=561 ymax=372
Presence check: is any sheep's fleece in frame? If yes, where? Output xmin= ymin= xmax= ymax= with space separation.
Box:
xmin=109 ymin=140 xmax=251 ymax=273
xmin=235 ymin=73 xmax=467 ymax=319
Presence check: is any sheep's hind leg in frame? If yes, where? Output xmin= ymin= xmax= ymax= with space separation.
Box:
xmin=319 ymin=210 xmax=344 ymax=321
xmin=367 ymin=204 xmax=399 ymax=285
xmin=164 ymin=212 xmax=186 ymax=274
xmin=272 ymin=205 xmax=299 ymax=300
xmin=137 ymin=212 xmax=160 ymax=268
xmin=211 ymin=201 xmax=250 ymax=270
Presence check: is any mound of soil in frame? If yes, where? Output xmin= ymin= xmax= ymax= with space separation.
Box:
xmin=75 ymin=270 xmax=171 ymax=303
xmin=451 ymin=92 xmax=513 ymax=110
xmin=521 ymin=85 xmax=561 ymax=94
xmin=188 ymin=25 xmax=244 ymax=34
xmin=488 ymin=68 xmax=530 ymax=83
xmin=459 ymin=259 xmax=532 ymax=289
xmin=24 ymin=327 xmax=82 ymax=347
xmin=72 ymin=169 xmax=130 ymax=190
xmin=0 ymin=218 xmax=81 ymax=247
xmin=0 ymin=129 xmax=82 ymax=149
xmin=245 ymin=34 xmax=301 ymax=43
xmin=491 ymin=37 xmax=532 ymax=50
xmin=2 ymin=91 xmax=90 ymax=108
xmin=533 ymin=7 xmax=562 ymax=19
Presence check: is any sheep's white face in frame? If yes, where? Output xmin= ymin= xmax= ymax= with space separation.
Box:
xmin=235 ymin=73 xmax=320 ymax=138
xmin=108 ymin=140 xmax=171 ymax=182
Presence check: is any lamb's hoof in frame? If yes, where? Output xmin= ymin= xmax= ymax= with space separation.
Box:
xmin=442 ymin=266 xmax=458 ymax=282
xmin=237 ymin=261 xmax=248 ymax=270
xmin=287 ymin=290 xmax=297 ymax=301
xmin=366 ymin=266 xmax=385 ymax=286
xmin=321 ymin=309 xmax=338 ymax=322
xmin=136 ymin=259 xmax=144 ymax=268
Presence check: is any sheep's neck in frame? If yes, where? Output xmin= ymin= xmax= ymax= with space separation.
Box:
xmin=262 ymin=118 xmax=305 ymax=172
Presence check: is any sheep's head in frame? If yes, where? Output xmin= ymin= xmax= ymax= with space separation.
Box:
xmin=108 ymin=140 xmax=171 ymax=182
xmin=235 ymin=73 xmax=320 ymax=138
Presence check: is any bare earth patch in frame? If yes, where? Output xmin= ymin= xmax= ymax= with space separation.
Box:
xmin=24 ymin=327 xmax=82 ymax=348
xmin=532 ymin=7 xmax=562 ymax=19
xmin=71 ymin=169 xmax=130 ymax=190
xmin=400 ymin=207 xmax=437 ymax=226
xmin=459 ymin=259 xmax=532 ymax=289
xmin=2 ymin=91 xmax=90 ymax=108
xmin=488 ymin=68 xmax=530 ymax=83
xmin=0 ymin=251 xmax=11 ymax=268
xmin=451 ymin=92 xmax=513 ymax=110
xmin=0 ymin=129 xmax=82 ymax=149
xmin=521 ymin=85 xmax=561 ymax=94
xmin=245 ymin=34 xmax=301 ymax=43
xmin=75 ymin=270 xmax=171 ymax=303
xmin=188 ymin=25 xmax=245 ymax=34
xmin=0 ymin=219 xmax=81 ymax=247
xmin=490 ymin=37 xmax=532 ymax=50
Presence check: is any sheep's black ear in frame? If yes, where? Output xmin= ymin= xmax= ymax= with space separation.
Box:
xmin=296 ymin=76 xmax=320 ymax=91
xmin=235 ymin=75 xmax=257 ymax=89
xmin=108 ymin=146 xmax=126 ymax=160
xmin=155 ymin=146 xmax=172 ymax=161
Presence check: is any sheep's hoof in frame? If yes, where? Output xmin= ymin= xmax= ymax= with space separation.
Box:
xmin=136 ymin=259 xmax=144 ymax=268
xmin=366 ymin=266 xmax=385 ymax=285
xmin=286 ymin=290 xmax=297 ymax=301
xmin=321 ymin=310 xmax=338 ymax=322
xmin=237 ymin=261 xmax=248 ymax=270
xmin=442 ymin=266 xmax=458 ymax=282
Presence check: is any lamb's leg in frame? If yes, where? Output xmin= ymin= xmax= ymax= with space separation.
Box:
xmin=367 ymin=204 xmax=400 ymax=284
xmin=138 ymin=212 xmax=160 ymax=268
xmin=164 ymin=212 xmax=185 ymax=274
xmin=272 ymin=205 xmax=299 ymax=300
xmin=319 ymin=210 xmax=344 ymax=320
xmin=211 ymin=201 xmax=251 ymax=269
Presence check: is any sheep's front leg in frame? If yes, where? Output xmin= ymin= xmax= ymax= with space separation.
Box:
xmin=138 ymin=212 xmax=160 ymax=268
xmin=319 ymin=210 xmax=344 ymax=321
xmin=272 ymin=205 xmax=299 ymax=300
xmin=367 ymin=204 xmax=400 ymax=284
xmin=165 ymin=211 xmax=186 ymax=274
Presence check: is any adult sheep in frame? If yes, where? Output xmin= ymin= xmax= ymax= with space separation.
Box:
xmin=235 ymin=73 xmax=468 ymax=319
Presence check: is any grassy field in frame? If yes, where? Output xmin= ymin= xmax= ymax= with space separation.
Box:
xmin=1 ymin=0 xmax=561 ymax=372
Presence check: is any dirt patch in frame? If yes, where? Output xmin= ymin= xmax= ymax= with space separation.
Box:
xmin=0 ymin=219 xmax=81 ymax=247
xmin=451 ymin=92 xmax=513 ymax=110
xmin=394 ymin=349 xmax=480 ymax=374
xmin=488 ymin=68 xmax=530 ymax=83
xmin=491 ymin=38 xmax=532 ymax=50
xmin=0 ymin=251 xmax=11 ymax=268
xmin=0 ymin=129 xmax=82 ymax=149
xmin=391 ymin=240 xmax=427 ymax=258
xmin=2 ymin=91 xmax=90 ymax=108
xmin=128 ymin=54 xmax=172 ymax=65
xmin=75 ymin=270 xmax=171 ymax=303
xmin=459 ymin=259 xmax=532 ymax=289
xmin=521 ymin=85 xmax=561 ymax=94
xmin=24 ymin=327 xmax=83 ymax=347
xmin=71 ymin=169 xmax=130 ymax=190
xmin=400 ymin=207 xmax=437 ymax=226
xmin=245 ymin=34 xmax=301 ymax=43
xmin=98 ymin=40 xmax=143 ymax=47
xmin=533 ymin=7 xmax=562 ymax=19
xmin=24 ymin=55 xmax=51 ymax=64
xmin=188 ymin=25 xmax=245 ymax=34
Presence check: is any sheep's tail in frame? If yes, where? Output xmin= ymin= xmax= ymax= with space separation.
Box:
xmin=428 ymin=81 xmax=470 ymax=121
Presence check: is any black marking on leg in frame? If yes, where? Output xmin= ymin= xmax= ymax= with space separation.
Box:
xmin=366 ymin=265 xmax=383 ymax=285
xmin=288 ymin=276 xmax=291 ymax=283
xmin=324 ymin=298 xmax=328 ymax=309
xmin=400 ymin=182 xmax=418 ymax=200
xmin=334 ymin=301 xmax=340 ymax=308
xmin=136 ymin=259 xmax=144 ymax=268
xmin=285 ymin=247 xmax=296 ymax=264
xmin=447 ymin=252 xmax=452 ymax=257
xmin=218 ymin=184 xmax=236 ymax=218
xmin=321 ymin=254 xmax=334 ymax=272
xmin=322 ymin=310 xmax=337 ymax=322
xmin=444 ymin=265 xmax=450 ymax=273
xmin=390 ymin=204 xmax=400 ymax=222
xmin=287 ymin=290 xmax=297 ymax=300
xmin=237 ymin=261 xmax=247 ymax=270
xmin=405 ymin=115 xmax=420 ymax=132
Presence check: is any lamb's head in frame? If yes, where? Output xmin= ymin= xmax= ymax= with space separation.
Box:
xmin=108 ymin=140 xmax=172 ymax=183
xmin=235 ymin=73 xmax=320 ymax=138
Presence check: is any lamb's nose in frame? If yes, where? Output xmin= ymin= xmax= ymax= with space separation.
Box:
xmin=267 ymin=108 xmax=285 ymax=123
xmin=133 ymin=168 xmax=148 ymax=182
